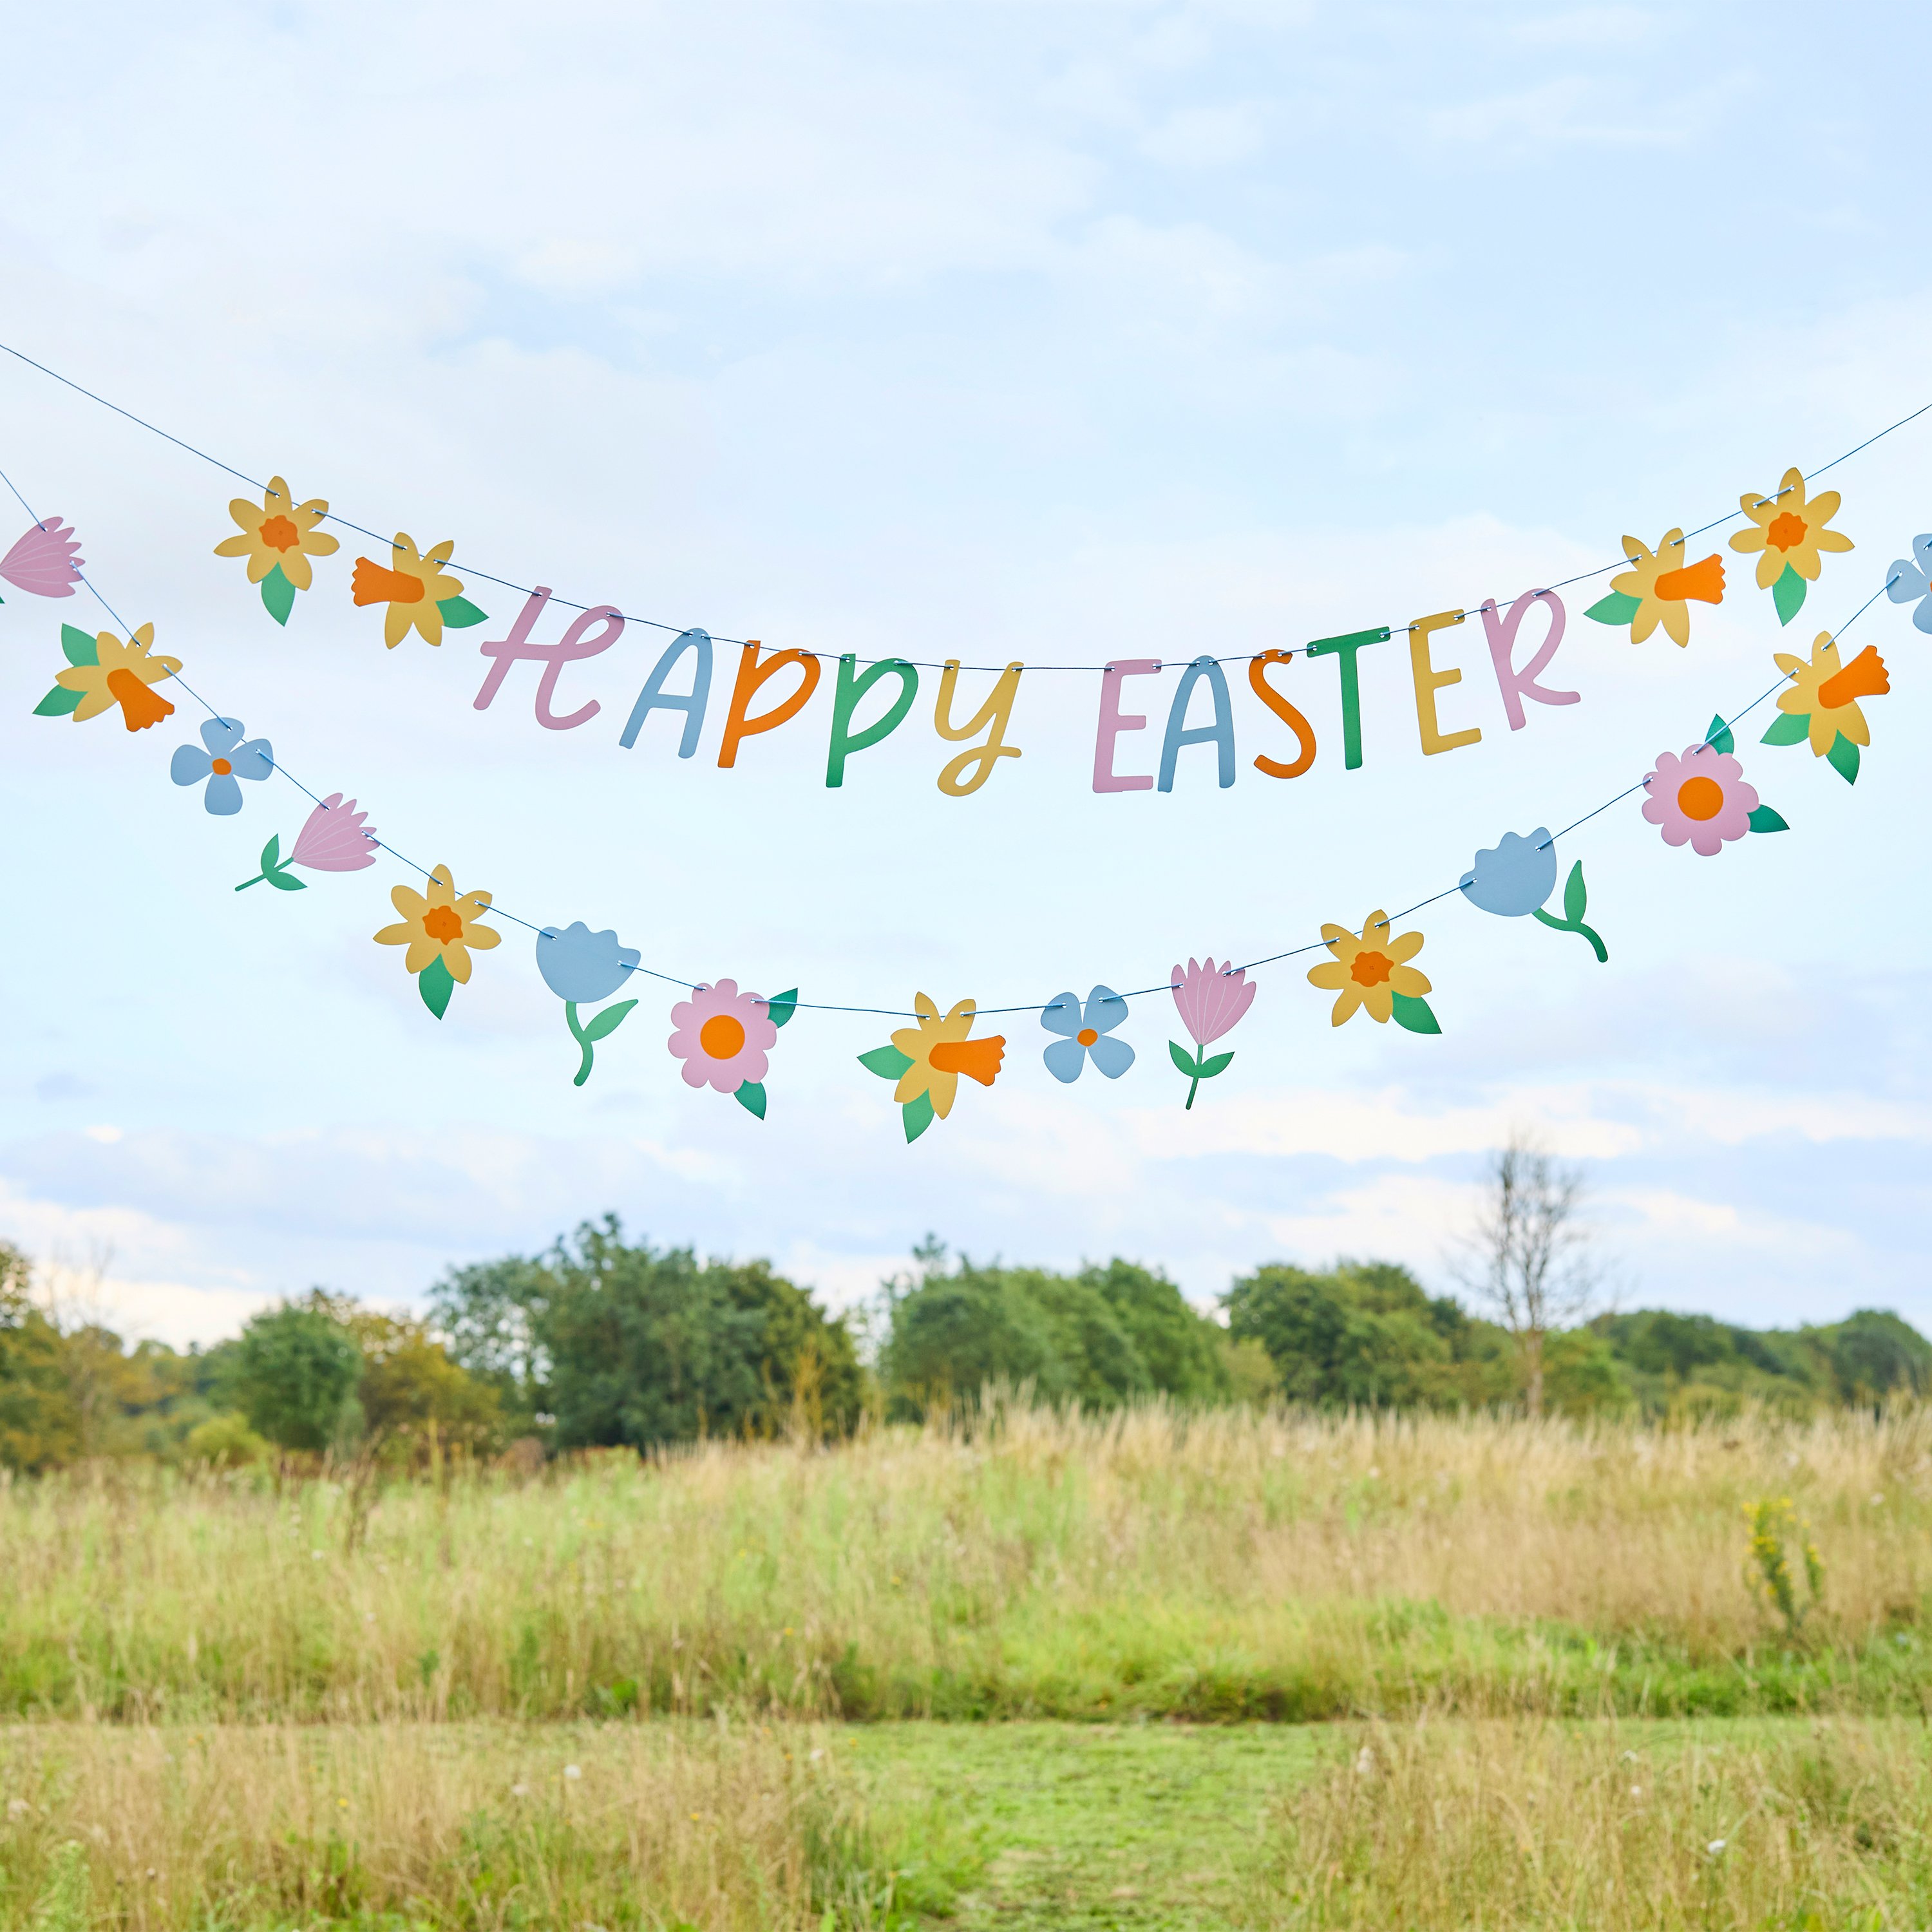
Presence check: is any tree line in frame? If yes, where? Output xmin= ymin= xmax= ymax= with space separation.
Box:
xmin=0 ymin=1218 xmax=1925 ymax=1472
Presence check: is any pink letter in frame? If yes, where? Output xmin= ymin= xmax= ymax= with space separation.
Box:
xmin=1093 ymin=659 xmax=1160 ymax=793
xmin=1481 ymin=591 xmax=1578 ymax=732
xmin=473 ymin=585 xmax=625 ymax=732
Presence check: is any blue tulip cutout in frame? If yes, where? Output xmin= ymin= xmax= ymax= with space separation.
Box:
xmin=1460 ymin=827 xmax=1605 ymax=962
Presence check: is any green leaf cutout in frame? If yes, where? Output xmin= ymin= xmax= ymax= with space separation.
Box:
xmin=1761 ymin=712 xmax=1811 ymax=746
xmin=1747 ymin=804 xmax=1790 ymax=833
xmin=260 ymin=564 xmax=296 ymax=627
xmin=766 ymin=989 xmax=799 ymax=1030
xmin=260 ymin=834 xmax=282 ymax=871
xmin=582 ymin=999 xmax=638 ymax=1043
xmin=59 ymin=623 xmax=98 ymax=667
xmin=1198 ymin=1050 xmax=1235 ymax=1079
xmin=238 ymin=834 xmax=307 ymax=892
xmin=1705 ymin=715 xmax=1734 ymax=755
xmin=418 ymin=956 xmax=456 ymax=1019
xmin=1168 ymin=1041 xmax=1200 ymax=1078
xmin=734 ymin=1081 xmax=768 ymax=1120
xmin=902 ymin=1090 xmax=936 ymax=1144
xmin=1825 ymin=733 xmax=1860 ymax=785
xmin=859 ymin=1044 xmax=914 ymax=1080
xmin=1772 ymin=562 xmax=1806 ymax=627
xmin=1584 ymin=590 xmax=1642 ymax=627
xmin=33 ymin=684 xmax=83 ymax=717
xmin=1390 ymin=992 xmax=1441 ymax=1036
xmin=437 ymin=595 xmax=488 ymax=629
xmin=1562 ymin=858 xmax=1587 ymax=925
xmin=267 ymin=868 xmax=306 ymax=892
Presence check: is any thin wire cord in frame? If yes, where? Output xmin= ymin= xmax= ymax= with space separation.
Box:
xmin=1 ymin=336 xmax=1926 ymax=672
xmin=1 ymin=407 xmax=1917 ymax=1019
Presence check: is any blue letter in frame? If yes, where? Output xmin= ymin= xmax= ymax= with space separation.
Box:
xmin=620 ymin=628 xmax=713 ymax=757
xmin=1157 ymin=656 xmax=1236 ymax=791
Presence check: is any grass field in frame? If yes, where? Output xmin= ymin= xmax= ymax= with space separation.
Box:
xmin=5 ymin=1401 xmax=1931 ymax=1927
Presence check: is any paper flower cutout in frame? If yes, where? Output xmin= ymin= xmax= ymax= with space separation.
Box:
xmin=859 ymin=995 xmax=1006 ymax=1143
xmin=35 ymin=622 xmax=181 ymax=730
xmin=1761 ymin=632 xmax=1888 ymax=784
xmin=236 ymin=794 xmax=379 ymax=891
xmin=0 ymin=518 xmax=82 ymax=598
xmin=1585 ymin=529 xmax=1725 ymax=647
xmin=1168 ymin=956 xmax=1256 ymax=1108
xmin=169 ymin=716 xmax=274 ymax=815
xmin=1883 ymin=535 xmax=1932 ymax=633
xmin=1307 ymin=913 xmax=1438 ymax=1034
xmin=214 ymin=477 xmax=341 ymax=627
xmin=1041 ymin=985 xmax=1134 ymax=1084
xmin=1460 ymin=828 xmax=1558 ymax=917
xmin=534 ymin=923 xmax=643 ymax=1088
xmin=350 ymin=534 xmax=487 ymax=649
xmin=1730 ymin=467 xmax=1852 ymax=625
xmin=1640 ymin=732 xmax=1783 ymax=855
xmin=670 ymin=978 xmax=795 ymax=1117
xmin=374 ymin=866 xmax=501 ymax=1019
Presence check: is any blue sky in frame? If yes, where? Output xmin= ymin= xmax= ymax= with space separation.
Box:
xmin=3 ymin=0 xmax=1929 ymax=1343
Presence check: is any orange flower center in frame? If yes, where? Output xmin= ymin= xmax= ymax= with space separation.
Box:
xmin=259 ymin=514 xmax=301 ymax=553
xmin=211 ymin=757 xmax=233 ymax=776
xmin=352 ymin=560 xmax=426 ymax=607
xmin=1676 ymin=775 xmax=1725 ymax=821
xmin=929 ymin=1036 xmax=1007 ymax=1086
xmin=699 ymin=1014 xmax=747 ymax=1060
xmin=1350 ymin=951 xmax=1393 ymax=988
xmin=1816 ymin=644 xmax=1890 ymax=710
xmin=1077 ymin=1027 xmax=1099 ymax=1046
xmin=422 ymin=904 xmax=464 ymax=943
xmin=105 ymin=667 xmax=173 ymax=732
xmin=1766 ymin=511 xmax=1807 ymax=552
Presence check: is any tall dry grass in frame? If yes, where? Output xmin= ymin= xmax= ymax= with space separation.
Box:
xmin=0 ymin=1721 xmax=862 ymax=1932
xmin=1257 ymin=1717 xmax=1932 ymax=1929
xmin=2 ymin=1401 xmax=1928 ymax=1720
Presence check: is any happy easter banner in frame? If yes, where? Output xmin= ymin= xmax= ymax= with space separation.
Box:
xmin=4 ymin=341 xmax=1927 ymax=1135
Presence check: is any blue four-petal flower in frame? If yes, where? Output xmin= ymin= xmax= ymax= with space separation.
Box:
xmin=1885 ymin=534 xmax=1932 ymax=634
xmin=169 ymin=716 xmax=274 ymax=815
xmin=1041 ymin=984 xmax=1135 ymax=1083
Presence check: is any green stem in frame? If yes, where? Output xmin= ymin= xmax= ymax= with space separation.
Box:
xmin=566 ymin=1002 xmax=595 ymax=1086
xmin=1186 ymin=1073 xmax=1200 ymax=1110
xmin=234 ymin=873 xmax=267 ymax=891
xmin=1532 ymin=907 xmax=1609 ymax=963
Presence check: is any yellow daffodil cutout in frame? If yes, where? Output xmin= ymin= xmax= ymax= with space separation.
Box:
xmin=1763 ymin=630 xmax=1889 ymax=784
xmin=213 ymin=476 xmax=340 ymax=626
xmin=1586 ymin=528 xmax=1725 ymax=647
xmin=350 ymin=533 xmax=488 ymax=649
xmin=1730 ymin=467 xmax=1852 ymax=625
xmin=374 ymin=865 xmax=502 ymax=1019
xmin=34 ymin=621 xmax=182 ymax=730
xmin=858 ymin=994 xmax=1007 ymax=1142
xmin=1307 ymin=910 xmax=1440 ymax=1034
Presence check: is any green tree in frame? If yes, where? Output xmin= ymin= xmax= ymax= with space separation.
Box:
xmin=228 ymin=1297 xmax=364 ymax=1452
xmin=0 ymin=1245 xmax=78 ymax=1472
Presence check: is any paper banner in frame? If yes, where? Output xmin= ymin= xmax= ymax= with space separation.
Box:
xmin=1168 ymin=958 xmax=1256 ymax=1107
xmin=668 ymin=978 xmax=786 ymax=1112
xmin=1763 ymin=633 xmax=1887 ymax=784
xmin=1307 ymin=913 xmax=1437 ymax=1032
xmin=351 ymin=535 xmax=484 ymax=649
xmin=860 ymin=994 xmax=1005 ymax=1141
xmin=0 ymin=518 xmax=83 ymax=598
xmin=213 ymin=477 xmax=341 ymax=626
xmin=1884 ymin=535 xmax=1932 ymax=633
xmin=537 ymin=922 xmax=644 ymax=1085
xmin=1730 ymin=467 xmax=1853 ymax=625
xmin=36 ymin=623 xmax=181 ymax=730
xmin=169 ymin=715 xmax=274 ymax=815
xmin=1459 ymin=828 xmax=1557 ymax=916
xmin=1531 ymin=862 xmax=1608 ymax=961
xmin=1586 ymin=530 xmax=1725 ymax=646
xmin=934 ymin=659 xmax=1023 ymax=795
xmin=1041 ymin=985 xmax=1135 ymax=1083
xmin=373 ymin=866 xmax=501 ymax=1018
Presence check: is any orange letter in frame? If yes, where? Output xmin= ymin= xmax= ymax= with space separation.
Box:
xmin=1407 ymin=609 xmax=1481 ymax=756
xmin=717 ymin=641 xmax=822 ymax=768
xmin=1247 ymin=650 xmax=1317 ymax=778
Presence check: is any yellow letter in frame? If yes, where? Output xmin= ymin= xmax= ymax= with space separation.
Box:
xmin=933 ymin=659 xmax=1023 ymax=795
xmin=1407 ymin=609 xmax=1481 ymax=755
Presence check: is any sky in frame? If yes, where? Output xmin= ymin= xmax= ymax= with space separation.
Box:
xmin=3 ymin=0 xmax=1929 ymax=1346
